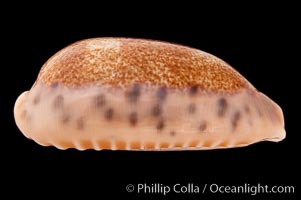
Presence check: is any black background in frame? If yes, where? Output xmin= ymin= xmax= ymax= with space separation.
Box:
xmin=2 ymin=2 xmax=299 ymax=199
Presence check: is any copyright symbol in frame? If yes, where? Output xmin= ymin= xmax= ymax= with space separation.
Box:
xmin=126 ymin=184 xmax=134 ymax=192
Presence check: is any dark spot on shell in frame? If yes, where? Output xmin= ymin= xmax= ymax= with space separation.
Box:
xmin=105 ymin=108 xmax=114 ymax=121
xmin=129 ymin=112 xmax=138 ymax=126
xmin=33 ymin=94 xmax=40 ymax=105
xmin=51 ymin=82 xmax=59 ymax=89
xmin=156 ymin=87 xmax=167 ymax=102
xmin=95 ymin=94 xmax=106 ymax=108
xmin=217 ymin=98 xmax=228 ymax=117
xmin=199 ymin=121 xmax=207 ymax=132
xmin=244 ymin=105 xmax=251 ymax=114
xmin=231 ymin=111 xmax=241 ymax=130
xmin=188 ymin=103 xmax=196 ymax=114
xmin=61 ymin=113 xmax=70 ymax=124
xmin=170 ymin=131 xmax=176 ymax=136
xmin=53 ymin=95 xmax=64 ymax=109
xmin=127 ymin=84 xmax=140 ymax=103
xmin=152 ymin=104 xmax=162 ymax=117
xmin=156 ymin=119 xmax=165 ymax=131
xmin=76 ymin=117 xmax=85 ymax=130
xmin=189 ymin=85 xmax=198 ymax=96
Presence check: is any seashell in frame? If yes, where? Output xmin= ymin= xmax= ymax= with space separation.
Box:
xmin=14 ymin=38 xmax=285 ymax=150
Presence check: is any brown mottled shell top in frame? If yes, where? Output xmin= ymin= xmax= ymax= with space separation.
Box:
xmin=38 ymin=38 xmax=250 ymax=92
